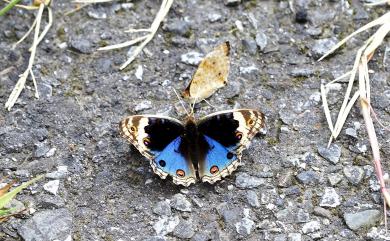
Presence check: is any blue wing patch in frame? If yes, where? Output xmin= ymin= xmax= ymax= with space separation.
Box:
xmin=152 ymin=137 xmax=196 ymax=185
xmin=200 ymin=135 xmax=239 ymax=184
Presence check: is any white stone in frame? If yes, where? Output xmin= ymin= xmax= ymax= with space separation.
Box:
xmin=153 ymin=216 xmax=180 ymax=235
xmin=43 ymin=180 xmax=60 ymax=195
xmin=320 ymin=187 xmax=341 ymax=207
xmin=135 ymin=65 xmax=143 ymax=80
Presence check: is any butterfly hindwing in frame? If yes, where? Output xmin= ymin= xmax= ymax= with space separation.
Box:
xmin=182 ymin=41 xmax=230 ymax=103
xmin=197 ymin=109 xmax=265 ymax=183
xmin=119 ymin=115 xmax=196 ymax=186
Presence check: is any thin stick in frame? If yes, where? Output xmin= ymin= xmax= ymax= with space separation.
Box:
xmin=172 ymin=88 xmax=190 ymax=117
xmin=5 ymin=3 xmax=44 ymax=110
xmin=119 ymin=0 xmax=173 ymax=70
xmin=29 ymin=6 xmax=52 ymax=51
xmin=321 ymin=84 xmax=334 ymax=133
xmin=29 ymin=69 xmax=39 ymax=99
xmin=98 ymin=35 xmax=148 ymax=51
xmin=13 ymin=18 xmax=37 ymax=48
xmin=124 ymin=28 xmax=152 ymax=33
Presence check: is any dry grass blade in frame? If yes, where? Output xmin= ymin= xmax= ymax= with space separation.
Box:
xmin=319 ymin=11 xmax=390 ymax=209
xmin=97 ymin=0 xmax=174 ymax=70
xmin=320 ymin=84 xmax=334 ymax=133
xmin=0 ymin=180 xmax=16 ymax=196
xmin=365 ymin=0 xmax=390 ymax=6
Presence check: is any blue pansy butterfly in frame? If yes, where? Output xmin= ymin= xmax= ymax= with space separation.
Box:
xmin=119 ymin=109 xmax=264 ymax=186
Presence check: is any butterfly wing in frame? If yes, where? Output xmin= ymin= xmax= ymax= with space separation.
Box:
xmin=197 ymin=109 xmax=265 ymax=184
xmin=182 ymin=41 xmax=230 ymax=103
xmin=119 ymin=115 xmax=197 ymax=186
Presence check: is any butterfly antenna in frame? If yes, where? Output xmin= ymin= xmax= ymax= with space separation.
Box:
xmin=204 ymin=99 xmax=216 ymax=108
xmin=172 ymin=87 xmax=190 ymax=117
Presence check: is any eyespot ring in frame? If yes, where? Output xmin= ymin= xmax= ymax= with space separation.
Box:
xmin=235 ymin=131 xmax=243 ymax=140
xmin=227 ymin=152 xmax=234 ymax=159
xmin=176 ymin=169 xmax=185 ymax=177
xmin=248 ymin=119 xmax=255 ymax=125
xmin=210 ymin=165 xmax=219 ymax=175
xmin=159 ymin=160 xmax=166 ymax=167
xmin=143 ymin=137 xmax=151 ymax=146
xmin=130 ymin=126 xmax=137 ymax=132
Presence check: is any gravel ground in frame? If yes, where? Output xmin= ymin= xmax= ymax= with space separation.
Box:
xmin=0 ymin=0 xmax=390 ymax=240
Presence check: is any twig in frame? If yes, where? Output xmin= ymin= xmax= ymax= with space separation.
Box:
xmin=97 ymin=0 xmax=174 ymax=70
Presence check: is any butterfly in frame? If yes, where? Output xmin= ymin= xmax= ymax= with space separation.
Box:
xmin=182 ymin=41 xmax=230 ymax=103
xmin=119 ymin=109 xmax=264 ymax=186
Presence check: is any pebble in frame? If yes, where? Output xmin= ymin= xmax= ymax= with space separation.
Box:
xmin=289 ymin=67 xmax=315 ymax=77
xmin=208 ymin=13 xmax=222 ymax=23
xmin=343 ymin=166 xmax=364 ymax=185
xmin=296 ymin=170 xmax=319 ymax=185
xmin=344 ymin=210 xmax=381 ymax=230
xmin=34 ymin=142 xmax=50 ymax=158
xmin=313 ymin=207 xmax=333 ymax=219
xmin=255 ymin=31 xmax=268 ymax=51
xmin=217 ymin=203 xmax=241 ymax=226
xmin=288 ymin=233 xmax=302 ymax=241
xmin=277 ymin=171 xmax=294 ymax=187
xmin=171 ymin=194 xmax=192 ymax=212
xmin=317 ymin=144 xmax=341 ymax=164
xmin=173 ymin=219 xmax=195 ymax=239
xmin=235 ymin=209 xmax=254 ymax=236
xmin=164 ymin=19 xmax=190 ymax=36
xmin=224 ymin=0 xmax=241 ymax=6
xmin=38 ymin=194 xmax=66 ymax=209
xmin=246 ymin=190 xmax=260 ymax=208
xmin=37 ymin=82 xmax=53 ymax=99
xmin=46 ymin=166 xmax=69 ymax=179
xmin=43 ymin=180 xmax=60 ymax=195
xmin=242 ymin=38 xmax=257 ymax=55
xmin=345 ymin=128 xmax=357 ymax=138
xmin=153 ymin=216 xmax=180 ymax=236
xmin=18 ymin=208 xmax=72 ymax=241
xmin=135 ymin=65 xmax=143 ymax=80
xmin=181 ymin=51 xmax=203 ymax=66
xmin=69 ymin=38 xmax=93 ymax=54
xmin=87 ymin=9 xmax=107 ymax=19
xmin=311 ymin=38 xmax=338 ymax=59
xmin=153 ymin=200 xmax=172 ymax=216
xmin=328 ymin=173 xmax=343 ymax=186
xmin=235 ymin=173 xmax=265 ymax=189
xmin=134 ymin=100 xmax=152 ymax=112
xmin=320 ymin=187 xmax=341 ymax=207
xmin=302 ymin=221 xmax=321 ymax=234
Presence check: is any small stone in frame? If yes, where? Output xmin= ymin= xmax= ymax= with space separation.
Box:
xmin=69 ymin=38 xmax=92 ymax=54
xmin=302 ymin=221 xmax=321 ymax=234
xmin=208 ymin=13 xmax=222 ymax=23
xmin=37 ymin=82 xmax=52 ymax=99
xmin=311 ymin=38 xmax=338 ymax=59
xmin=18 ymin=209 xmax=72 ymax=241
xmin=313 ymin=207 xmax=333 ymax=219
xmin=278 ymin=171 xmax=294 ymax=187
xmin=173 ymin=219 xmax=195 ymax=239
xmin=320 ymin=187 xmax=341 ymax=207
xmin=34 ymin=142 xmax=50 ymax=158
xmin=235 ymin=173 xmax=265 ymax=189
xmin=134 ymin=100 xmax=152 ymax=112
xmin=135 ymin=65 xmax=143 ymax=80
xmin=153 ymin=216 xmax=180 ymax=236
xmin=289 ymin=67 xmax=315 ymax=77
xmin=171 ymin=194 xmax=192 ymax=212
xmin=235 ymin=209 xmax=254 ymax=236
xmin=296 ymin=170 xmax=319 ymax=185
xmin=284 ymin=185 xmax=301 ymax=196
xmin=255 ymin=31 xmax=268 ymax=51
xmin=87 ymin=9 xmax=107 ymax=19
xmin=153 ymin=200 xmax=172 ymax=216
xmin=343 ymin=166 xmax=364 ymax=185
xmin=164 ymin=19 xmax=190 ymax=36
xmin=328 ymin=173 xmax=343 ymax=186
xmin=45 ymin=148 xmax=56 ymax=157
xmin=318 ymin=144 xmax=341 ymax=164
xmin=345 ymin=128 xmax=357 ymax=138
xmin=224 ymin=0 xmax=241 ymax=6
xmin=246 ymin=190 xmax=260 ymax=208
xmin=242 ymin=38 xmax=257 ymax=55
xmin=38 ymin=194 xmax=66 ymax=209
xmin=43 ymin=180 xmax=59 ymax=195
xmin=235 ymin=20 xmax=244 ymax=32
xmin=288 ymin=233 xmax=302 ymax=241
xmin=344 ymin=210 xmax=381 ymax=230
xmin=217 ymin=203 xmax=241 ymax=226
xmin=46 ymin=166 xmax=69 ymax=179
xmin=239 ymin=65 xmax=259 ymax=75
xmin=181 ymin=51 xmax=203 ymax=66
xmin=296 ymin=209 xmax=310 ymax=223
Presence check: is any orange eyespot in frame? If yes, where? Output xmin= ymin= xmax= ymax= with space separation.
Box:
xmin=176 ymin=169 xmax=185 ymax=177
xmin=210 ymin=166 xmax=219 ymax=175
xmin=235 ymin=131 xmax=243 ymax=140
xmin=130 ymin=126 xmax=137 ymax=132
xmin=143 ymin=137 xmax=151 ymax=146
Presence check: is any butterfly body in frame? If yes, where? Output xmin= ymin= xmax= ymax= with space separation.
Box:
xmin=120 ymin=109 xmax=264 ymax=186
